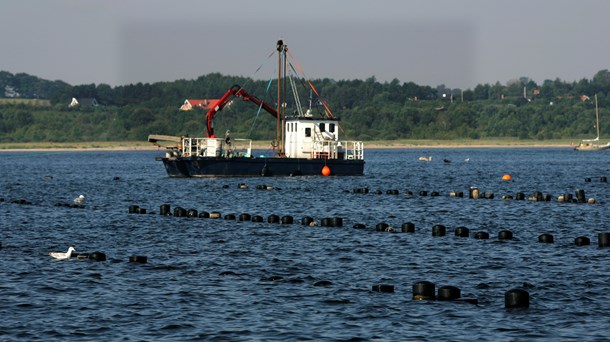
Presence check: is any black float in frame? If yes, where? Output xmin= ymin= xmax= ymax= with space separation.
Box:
xmin=454 ymin=226 xmax=469 ymax=237
xmin=372 ymin=284 xmax=395 ymax=293
xmin=574 ymin=236 xmax=590 ymax=246
xmin=313 ymin=280 xmax=333 ymax=287
xmin=129 ymin=255 xmax=148 ymax=264
xmin=375 ymin=222 xmax=389 ymax=232
xmin=498 ymin=230 xmax=513 ymax=240
xmin=187 ymin=209 xmax=198 ymax=218
xmin=530 ymin=191 xmax=544 ymax=201
xmin=437 ymin=285 xmax=461 ymax=301
xmin=353 ymin=187 xmax=369 ymax=194
xmin=89 ymin=252 xmax=107 ymax=262
xmin=432 ymin=224 xmax=446 ymax=237
xmin=413 ymin=281 xmax=436 ymax=300
xmin=330 ymin=217 xmax=343 ymax=227
xmin=173 ymin=207 xmax=186 ymax=217
xmin=473 ymin=231 xmax=489 ymax=240
xmin=598 ymin=233 xmax=610 ymax=247
xmin=538 ymin=233 xmax=554 ymax=243
xmin=401 ymin=222 xmax=415 ymax=233
xmin=505 ymin=288 xmax=530 ymax=309
xmin=301 ymin=216 xmax=314 ymax=226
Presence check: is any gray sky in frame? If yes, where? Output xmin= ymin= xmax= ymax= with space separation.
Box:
xmin=2 ymin=0 xmax=609 ymax=89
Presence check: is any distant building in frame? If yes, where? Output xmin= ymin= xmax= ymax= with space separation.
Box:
xmin=4 ymin=85 xmax=20 ymax=98
xmin=69 ymin=97 xmax=98 ymax=107
xmin=180 ymin=99 xmax=220 ymax=111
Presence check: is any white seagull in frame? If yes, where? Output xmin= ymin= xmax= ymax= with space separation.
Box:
xmin=49 ymin=246 xmax=77 ymax=260
xmin=74 ymin=195 xmax=85 ymax=205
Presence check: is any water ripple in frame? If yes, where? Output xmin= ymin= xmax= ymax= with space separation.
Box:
xmin=1 ymin=149 xmax=610 ymax=340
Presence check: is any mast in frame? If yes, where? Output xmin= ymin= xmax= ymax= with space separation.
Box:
xmin=595 ymin=94 xmax=600 ymax=140
xmin=276 ymin=40 xmax=284 ymax=156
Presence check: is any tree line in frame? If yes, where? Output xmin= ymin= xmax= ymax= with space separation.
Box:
xmin=1 ymin=70 xmax=610 ymax=143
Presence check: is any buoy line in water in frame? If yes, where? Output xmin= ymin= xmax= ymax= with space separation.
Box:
xmin=5 ymin=197 xmax=610 ymax=312
xmin=1 ymin=173 xmax=604 ymax=212
xmin=123 ymin=202 xmax=610 ymax=248
xmin=2 ymin=181 xmax=605 ymax=249
xmin=350 ymin=186 xmax=601 ymax=204
xmin=231 ymin=180 xmax=604 ymax=205
xmin=40 ymin=239 xmax=537 ymax=309
xmin=3 ymin=182 xmax=608 ymax=249
xmin=28 ymin=234 xmax=538 ymax=309
xmin=0 ymin=197 xmax=86 ymax=208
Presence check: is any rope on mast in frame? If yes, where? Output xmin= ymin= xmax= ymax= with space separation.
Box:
xmin=285 ymin=48 xmax=335 ymax=119
xmin=240 ymin=49 xmax=276 ymax=90
xmin=247 ymin=78 xmax=274 ymax=138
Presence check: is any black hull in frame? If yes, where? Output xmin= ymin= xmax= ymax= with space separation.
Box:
xmin=161 ymin=157 xmax=364 ymax=177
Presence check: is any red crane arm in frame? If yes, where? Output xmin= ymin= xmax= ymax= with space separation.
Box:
xmin=205 ymin=84 xmax=278 ymax=138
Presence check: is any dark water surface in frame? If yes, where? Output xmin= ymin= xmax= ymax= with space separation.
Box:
xmin=1 ymin=148 xmax=610 ymax=341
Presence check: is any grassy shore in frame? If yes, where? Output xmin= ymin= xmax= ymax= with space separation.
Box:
xmin=0 ymin=138 xmax=578 ymax=152
xmin=363 ymin=138 xmax=576 ymax=148
xmin=0 ymin=141 xmax=155 ymax=151
xmin=0 ymin=98 xmax=51 ymax=106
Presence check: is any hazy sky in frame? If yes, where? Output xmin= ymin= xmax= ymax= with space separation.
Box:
xmin=2 ymin=0 xmax=609 ymax=89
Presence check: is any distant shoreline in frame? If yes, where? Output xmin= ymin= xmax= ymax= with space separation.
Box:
xmin=0 ymin=139 xmax=578 ymax=152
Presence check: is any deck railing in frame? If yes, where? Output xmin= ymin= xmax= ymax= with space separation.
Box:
xmin=311 ymin=140 xmax=364 ymax=160
xmin=344 ymin=141 xmax=364 ymax=160
xmin=181 ymin=137 xmax=252 ymax=158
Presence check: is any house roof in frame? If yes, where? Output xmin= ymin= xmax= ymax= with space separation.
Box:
xmin=69 ymin=97 xmax=98 ymax=107
xmin=77 ymin=98 xmax=98 ymax=106
xmin=180 ymin=99 xmax=220 ymax=110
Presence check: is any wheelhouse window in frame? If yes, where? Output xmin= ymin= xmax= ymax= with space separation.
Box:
xmin=305 ymin=127 xmax=311 ymax=137
xmin=329 ymin=123 xmax=335 ymax=133
xmin=319 ymin=123 xmax=325 ymax=132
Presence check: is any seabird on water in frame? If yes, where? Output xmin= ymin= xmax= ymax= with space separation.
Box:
xmin=74 ymin=195 xmax=85 ymax=205
xmin=49 ymin=246 xmax=76 ymax=260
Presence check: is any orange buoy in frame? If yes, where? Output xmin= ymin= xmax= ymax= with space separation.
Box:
xmin=322 ymin=165 xmax=331 ymax=176
xmin=502 ymin=174 xmax=512 ymax=181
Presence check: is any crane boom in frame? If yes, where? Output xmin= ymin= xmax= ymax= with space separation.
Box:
xmin=205 ymin=84 xmax=278 ymax=138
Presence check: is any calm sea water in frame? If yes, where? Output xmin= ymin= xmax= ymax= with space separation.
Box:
xmin=1 ymin=148 xmax=609 ymax=341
